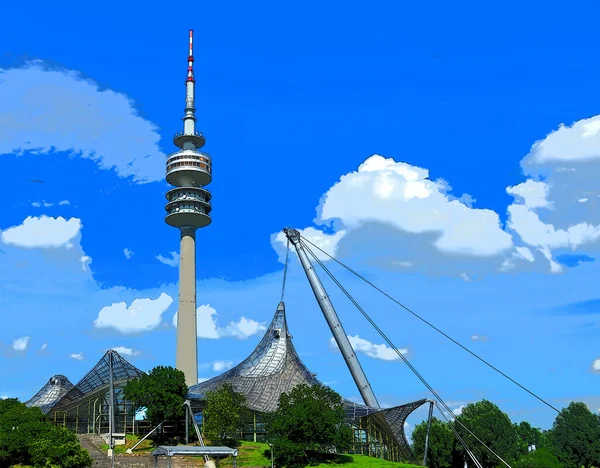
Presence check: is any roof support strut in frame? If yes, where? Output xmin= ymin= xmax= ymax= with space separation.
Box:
xmin=283 ymin=228 xmax=380 ymax=408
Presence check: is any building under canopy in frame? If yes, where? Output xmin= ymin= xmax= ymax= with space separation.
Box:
xmin=28 ymin=350 xmax=144 ymax=436
xmin=188 ymin=301 xmax=427 ymax=463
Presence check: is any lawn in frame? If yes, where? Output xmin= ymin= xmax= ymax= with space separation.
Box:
xmin=219 ymin=441 xmax=422 ymax=467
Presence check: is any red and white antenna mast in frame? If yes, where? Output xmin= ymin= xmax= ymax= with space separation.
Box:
xmin=187 ymin=29 xmax=195 ymax=83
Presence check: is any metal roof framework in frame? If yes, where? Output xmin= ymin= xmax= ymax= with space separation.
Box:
xmin=188 ymin=301 xmax=425 ymax=463
xmin=25 ymin=375 xmax=74 ymax=414
xmin=47 ymin=350 xmax=145 ymax=413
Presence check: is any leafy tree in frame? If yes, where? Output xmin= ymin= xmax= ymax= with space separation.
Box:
xmin=411 ymin=417 xmax=454 ymax=468
xmin=266 ymin=384 xmax=352 ymax=467
xmin=203 ymin=383 xmax=249 ymax=444
xmin=514 ymin=421 xmax=547 ymax=456
xmin=550 ymin=402 xmax=600 ymax=468
xmin=123 ymin=366 xmax=188 ymax=427
xmin=0 ymin=401 xmax=50 ymax=466
xmin=30 ymin=426 xmax=92 ymax=468
xmin=514 ymin=447 xmax=563 ymax=468
xmin=0 ymin=400 xmax=91 ymax=468
xmin=454 ymin=400 xmax=518 ymax=468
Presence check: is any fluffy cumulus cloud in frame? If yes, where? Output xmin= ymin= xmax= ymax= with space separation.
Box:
xmin=329 ymin=335 xmax=407 ymax=361
xmin=0 ymin=61 xmax=165 ymax=183
xmin=94 ymin=293 xmax=174 ymax=333
xmin=273 ymin=113 xmax=600 ymax=276
xmin=70 ymin=353 xmax=84 ymax=360
xmin=110 ymin=346 xmax=140 ymax=357
xmin=12 ymin=336 xmax=29 ymax=351
xmin=505 ymin=114 xmax=600 ymax=272
xmin=156 ymin=252 xmax=179 ymax=267
xmin=123 ymin=248 xmax=133 ymax=259
xmin=1 ymin=216 xmax=82 ymax=249
xmin=272 ymin=155 xmax=523 ymax=276
xmin=212 ymin=360 xmax=234 ymax=372
xmin=593 ymin=358 xmax=600 ymax=372
xmin=453 ymin=405 xmax=466 ymax=416
xmin=173 ymin=304 xmax=266 ymax=340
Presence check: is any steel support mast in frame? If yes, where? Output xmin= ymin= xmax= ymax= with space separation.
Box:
xmin=283 ymin=228 xmax=380 ymax=408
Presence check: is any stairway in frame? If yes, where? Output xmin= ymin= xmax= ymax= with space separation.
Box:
xmin=77 ymin=434 xmax=110 ymax=467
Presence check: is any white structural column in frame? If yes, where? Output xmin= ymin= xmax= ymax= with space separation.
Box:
xmin=176 ymin=227 xmax=198 ymax=387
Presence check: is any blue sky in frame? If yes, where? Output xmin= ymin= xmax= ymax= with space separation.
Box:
xmin=1 ymin=0 xmax=599 ymax=436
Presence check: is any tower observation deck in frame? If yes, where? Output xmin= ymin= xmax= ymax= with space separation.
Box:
xmin=167 ymin=30 xmax=211 ymax=387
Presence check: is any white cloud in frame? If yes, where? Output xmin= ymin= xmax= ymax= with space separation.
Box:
xmin=471 ymin=335 xmax=488 ymax=342
xmin=58 ymin=200 xmax=70 ymax=206
xmin=524 ymin=115 xmax=600 ymax=164
xmin=156 ymin=252 xmax=179 ymax=267
xmin=453 ymin=405 xmax=466 ymax=416
xmin=506 ymin=180 xmax=550 ymax=209
xmin=316 ymin=155 xmax=513 ymax=256
xmin=507 ymin=203 xmax=600 ymax=251
xmin=0 ymin=62 xmax=165 ymax=183
xmin=110 ymin=346 xmax=140 ymax=357
xmin=1 ymin=396 xmax=8 ymax=400
xmin=1 ymin=216 xmax=82 ymax=249
xmin=272 ymin=227 xmax=347 ymax=262
xmin=213 ymin=360 xmax=234 ymax=372
xmin=80 ymin=255 xmax=92 ymax=272
xmin=220 ymin=317 xmax=267 ymax=340
xmin=272 ymin=154 xmax=514 ymax=273
xmin=593 ymin=358 xmax=600 ymax=372
xmin=198 ymin=377 xmax=210 ymax=383
xmin=173 ymin=304 xmax=266 ymax=340
xmin=41 ymin=343 xmax=47 ymax=351
xmin=124 ymin=248 xmax=133 ymax=259
xmin=31 ymin=201 xmax=54 ymax=208
xmin=12 ymin=336 xmax=29 ymax=351
xmin=329 ymin=335 xmax=407 ymax=361
xmin=70 ymin=353 xmax=84 ymax=360
xmin=94 ymin=293 xmax=174 ymax=333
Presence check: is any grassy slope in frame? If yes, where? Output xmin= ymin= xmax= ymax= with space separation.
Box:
xmin=226 ymin=442 xmax=422 ymax=468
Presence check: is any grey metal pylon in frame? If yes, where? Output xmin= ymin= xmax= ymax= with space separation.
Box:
xmin=283 ymin=227 xmax=380 ymax=408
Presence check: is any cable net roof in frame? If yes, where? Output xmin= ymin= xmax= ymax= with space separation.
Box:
xmin=25 ymin=375 xmax=74 ymax=414
xmin=189 ymin=302 xmax=320 ymax=413
xmin=188 ymin=301 xmax=426 ymax=461
xmin=50 ymin=350 xmax=144 ymax=411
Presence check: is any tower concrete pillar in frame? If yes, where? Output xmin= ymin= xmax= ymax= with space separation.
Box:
xmin=176 ymin=227 xmax=198 ymax=387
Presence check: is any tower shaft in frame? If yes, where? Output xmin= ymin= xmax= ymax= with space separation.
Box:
xmin=167 ymin=30 xmax=213 ymax=388
xmin=176 ymin=227 xmax=198 ymax=387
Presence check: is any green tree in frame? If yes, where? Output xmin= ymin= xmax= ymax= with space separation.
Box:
xmin=454 ymin=400 xmax=518 ymax=468
xmin=411 ymin=417 xmax=454 ymax=468
xmin=0 ymin=400 xmax=91 ymax=468
xmin=30 ymin=426 xmax=92 ymax=468
xmin=203 ymin=383 xmax=249 ymax=444
xmin=0 ymin=401 xmax=50 ymax=466
xmin=514 ymin=421 xmax=547 ymax=456
xmin=549 ymin=402 xmax=600 ymax=468
xmin=266 ymin=384 xmax=352 ymax=468
xmin=123 ymin=366 xmax=188 ymax=427
xmin=514 ymin=447 xmax=563 ymax=468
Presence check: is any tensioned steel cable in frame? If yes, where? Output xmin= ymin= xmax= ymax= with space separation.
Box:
xmin=300 ymin=239 xmax=512 ymax=468
xmin=300 ymin=235 xmax=562 ymax=416
xmin=435 ymin=402 xmax=483 ymax=468
xmin=280 ymin=237 xmax=290 ymax=302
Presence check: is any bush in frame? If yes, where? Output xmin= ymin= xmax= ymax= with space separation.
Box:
xmin=30 ymin=426 xmax=92 ymax=468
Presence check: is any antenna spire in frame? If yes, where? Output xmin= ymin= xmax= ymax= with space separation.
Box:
xmin=187 ymin=29 xmax=195 ymax=83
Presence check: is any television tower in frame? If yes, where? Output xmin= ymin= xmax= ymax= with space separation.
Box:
xmin=165 ymin=30 xmax=212 ymax=387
